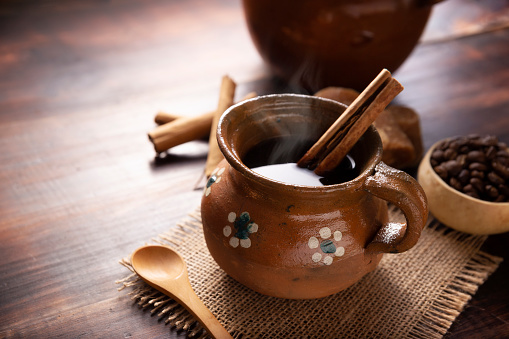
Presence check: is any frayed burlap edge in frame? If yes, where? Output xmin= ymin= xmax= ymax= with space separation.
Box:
xmin=116 ymin=210 xmax=502 ymax=339
xmin=407 ymin=240 xmax=502 ymax=338
xmin=116 ymin=215 xmax=211 ymax=339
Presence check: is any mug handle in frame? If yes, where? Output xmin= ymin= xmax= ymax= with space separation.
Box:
xmin=362 ymin=162 xmax=428 ymax=253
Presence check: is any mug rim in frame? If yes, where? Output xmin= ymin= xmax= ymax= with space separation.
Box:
xmin=217 ymin=93 xmax=383 ymax=192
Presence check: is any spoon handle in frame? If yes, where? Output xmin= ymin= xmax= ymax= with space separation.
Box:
xmin=161 ymin=281 xmax=233 ymax=339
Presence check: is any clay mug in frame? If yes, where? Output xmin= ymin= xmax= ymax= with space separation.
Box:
xmin=201 ymin=94 xmax=428 ymax=299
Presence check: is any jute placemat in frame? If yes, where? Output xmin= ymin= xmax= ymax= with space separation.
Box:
xmin=117 ymin=208 xmax=502 ymax=338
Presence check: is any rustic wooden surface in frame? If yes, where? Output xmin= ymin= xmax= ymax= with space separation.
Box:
xmin=1 ymin=0 xmax=508 ymax=337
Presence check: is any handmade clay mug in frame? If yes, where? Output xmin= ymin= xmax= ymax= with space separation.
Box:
xmin=201 ymin=94 xmax=428 ymax=299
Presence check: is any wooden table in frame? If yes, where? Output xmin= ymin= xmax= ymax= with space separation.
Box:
xmin=1 ymin=0 xmax=508 ymax=337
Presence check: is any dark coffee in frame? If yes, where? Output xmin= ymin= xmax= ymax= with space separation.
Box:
xmin=242 ymin=136 xmax=359 ymax=186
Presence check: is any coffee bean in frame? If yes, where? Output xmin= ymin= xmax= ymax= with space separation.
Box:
xmin=486 ymin=146 xmax=497 ymax=159
xmin=470 ymin=170 xmax=485 ymax=179
xmin=467 ymin=150 xmax=485 ymax=163
xmin=492 ymin=160 xmax=509 ymax=179
xmin=458 ymin=169 xmax=470 ymax=184
xmin=431 ymin=149 xmax=445 ymax=162
xmin=444 ymin=148 xmax=457 ymax=160
xmin=459 ymin=145 xmax=470 ymax=154
xmin=496 ymin=150 xmax=509 ymax=158
xmin=482 ymin=135 xmax=498 ymax=147
xmin=456 ymin=154 xmax=467 ymax=167
xmin=469 ymin=162 xmax=488 ymax=172
xmin=485 ymin=184 xmax=499 ymax=198
xmin=443 ymin=160 xmax=462 ymax=176
xmin=449 ymin=140 xmax=460 ymax=151
xmin=496 ymin=151 xmax=509 ymax=166
xmin=433 ymin=165 xmax=448 ymax=180
xmin=467 ymin=134 xmax=481 ymax=141
xmin=437 ymin=140 xmax=450 ymax=150
xmin=463 ymin=184 xmax=476 ymax=193
xmin=449 ymin=177 xmax=463 ymax=191
xmin=470 ymin=177 xmax=484 ymax=193
xmin=488 ymin=171 xmax=504 ymax=185
xmin=469 ymin=139 xmax=485 ymax=148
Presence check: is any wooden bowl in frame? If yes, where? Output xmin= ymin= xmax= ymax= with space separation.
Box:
xmin=417 ymin=141 xmax=509 ymax=235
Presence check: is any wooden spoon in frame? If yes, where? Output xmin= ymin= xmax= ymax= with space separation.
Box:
xmin=131 ymin=245 xmax=232 ymax=339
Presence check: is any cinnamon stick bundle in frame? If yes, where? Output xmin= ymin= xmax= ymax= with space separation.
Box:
xmin=298 ymin=69 xmax=403 ymax=176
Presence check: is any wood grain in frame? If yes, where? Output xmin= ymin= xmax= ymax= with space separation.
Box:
xmin=0 ymin=0 xmax=508 ymax=337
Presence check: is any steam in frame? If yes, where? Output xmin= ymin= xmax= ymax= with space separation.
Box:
xmin=265 ymin=135 xmax=311 ymax=165
xmin=287 ymin=52 xmax=323 ymax=94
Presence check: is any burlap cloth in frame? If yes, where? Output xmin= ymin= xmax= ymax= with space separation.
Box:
xmin=117 ymin=208 xmax=502 ymax=338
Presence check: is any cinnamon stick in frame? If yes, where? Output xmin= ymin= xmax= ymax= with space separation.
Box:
xmin=148 ymin=92 xmax=256 ymax=153
xmin=148 ymin=112 xmax=214 ymax=153
xmin=154 ymin=112 xmax=181 ymax=125
xmin=204 ymin=75 xmax=236 ymax=177
xmin=298 ymin=69 xmax=403 ymax=176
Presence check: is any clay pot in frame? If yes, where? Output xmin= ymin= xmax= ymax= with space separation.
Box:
xmin=201 ymin=94 xmax=428 ymax=299
xmin=242 ymin=0 xmax=442 ymax=92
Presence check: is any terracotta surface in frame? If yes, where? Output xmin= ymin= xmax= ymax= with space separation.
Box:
xmin=201 ymin=94 xmax=428 ymax=299
xmin=242 ymin=0 xmax=440 ymax=92
xmin=418 ymin=142 xmax=509 ymax=235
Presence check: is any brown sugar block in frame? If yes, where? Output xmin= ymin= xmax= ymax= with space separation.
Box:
xmin=314 ymin=87 xmax=360 ymax=106
xmin=374 ymin=109 xmax=416 ymax=169
xmin=385 ymin=105 xmax=424 ymax=166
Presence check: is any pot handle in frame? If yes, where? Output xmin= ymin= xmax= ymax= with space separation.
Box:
xmin=362 ymin=162 xmax=428 ymax=253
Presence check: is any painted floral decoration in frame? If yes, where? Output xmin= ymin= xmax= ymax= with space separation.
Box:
xmin=223 ymin=211 xmax=258 ymax=248
xmin=204 ymin=167 xmax=225 ymax=197
xmin=308 ymin=227 xmax=345 ymax=265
